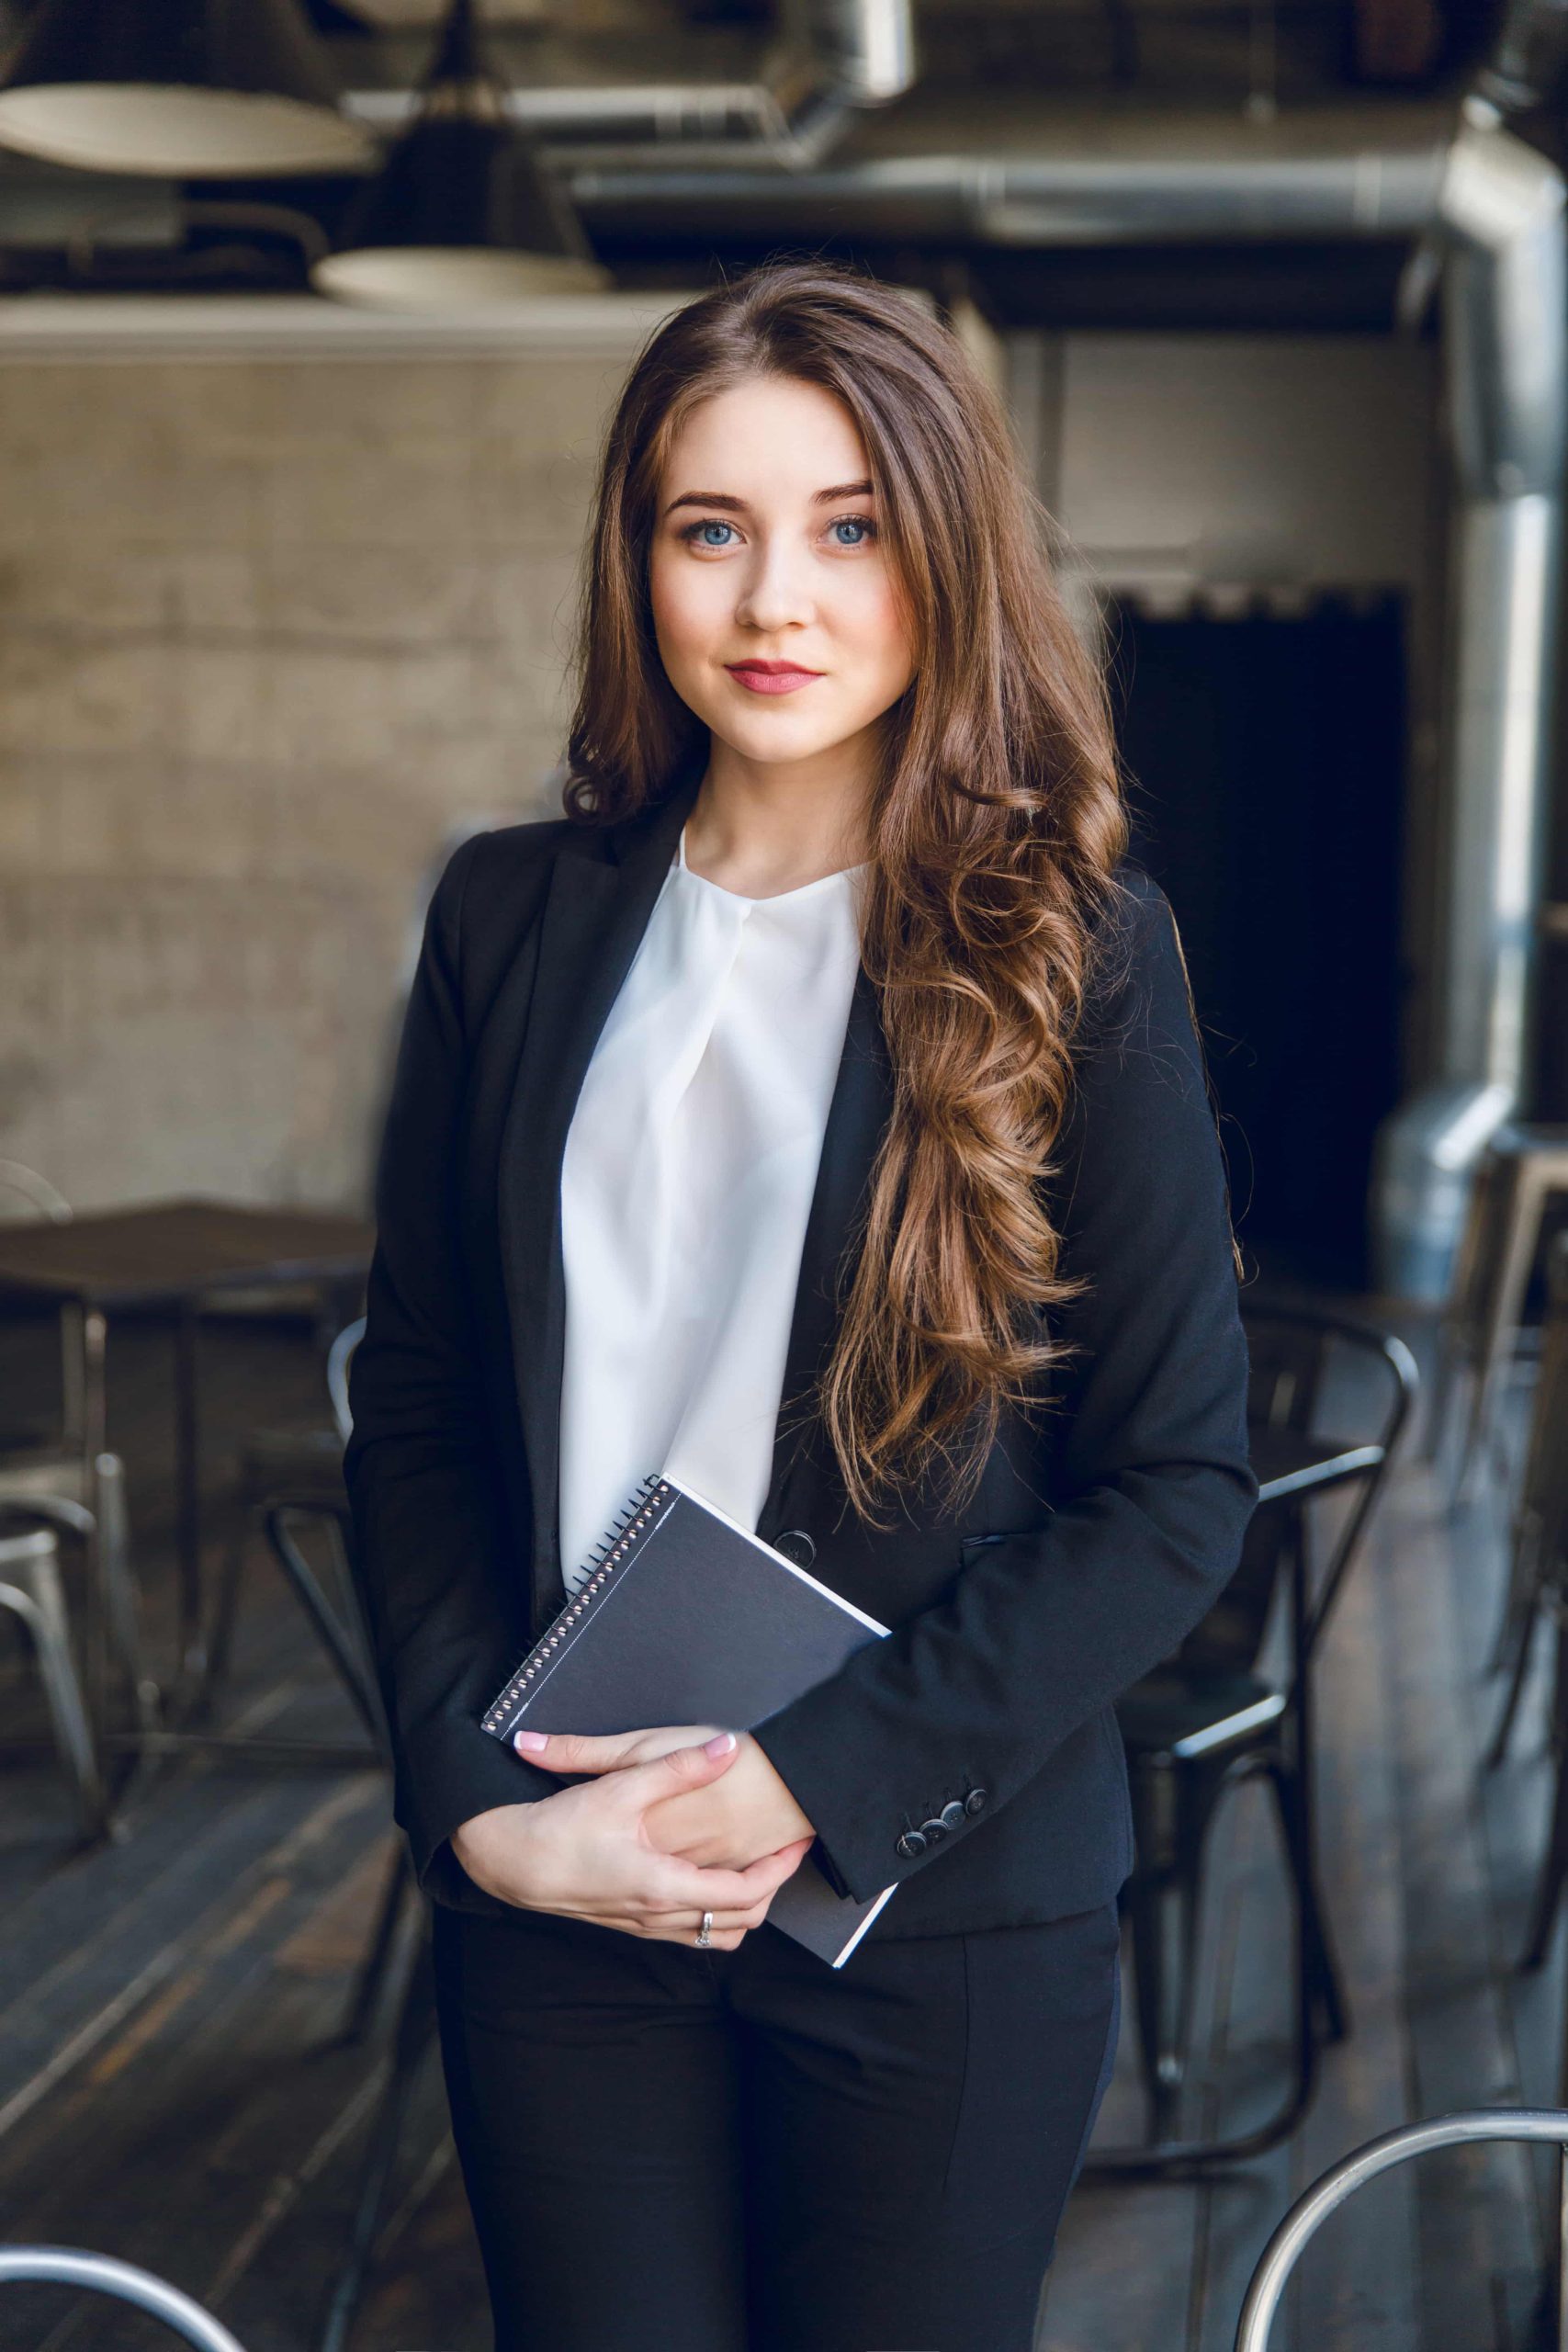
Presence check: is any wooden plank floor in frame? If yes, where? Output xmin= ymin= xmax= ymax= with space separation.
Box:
xmin=0 ymin=1292 xmax=1561 ymax=2351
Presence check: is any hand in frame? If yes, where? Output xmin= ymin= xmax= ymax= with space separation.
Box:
xmin=517 ymin=1724 xmax=816 ymax=1871
xmin=450 ymin=1731 xmax=813 ymax=1949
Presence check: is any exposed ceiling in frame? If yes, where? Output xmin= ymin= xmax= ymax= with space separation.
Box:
xmin=0 ymin=0 xmax=1533 ymax=321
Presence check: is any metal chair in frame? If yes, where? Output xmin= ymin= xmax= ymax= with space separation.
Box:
xmin=1427 ymin=1124 xmax=1568 ymax=1506
xmin=1234 ymin=2109 xmax=1568 ymax=2351
xmin=0 ymin=2245 xmax=250 ymax=2350
xmin=1505 ymin=1328 xmax=1568 ymax=1973
xmin=0 ymin=1160 xmax=158 ymax=1771
xmin=169 ymin=1313 xmax=434 ymax=2352
xmin=0 ymin=1519 xmax=105 ymax=1836
xmin=1087 ymin=1300 xmax=1418 ymax=2177
xmin=243 ymin=1327 xmax=438 ymax=2352
xmin=197 ymin=1317 xmax=366 ymax=1730
xmin=1486 ymin=1227 xmax=1568 ymax=1770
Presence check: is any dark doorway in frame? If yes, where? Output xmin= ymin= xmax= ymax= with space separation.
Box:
xmin=1107 ymin=593 xmax=1408 ymax=1290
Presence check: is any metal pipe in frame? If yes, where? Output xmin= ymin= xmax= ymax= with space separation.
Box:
xmin=1371 ymin=110 xmax=1565 ymax=1296
xmin=568 ymin=147 xmax=1448 ymax=240
xmin=1234 ymin=2109 xmax=1568 ymax=2351
xmin=343 ymin=0 xmax=915 ymax=168
xmin=0 ymin=2247 xmax=250 ymax=2352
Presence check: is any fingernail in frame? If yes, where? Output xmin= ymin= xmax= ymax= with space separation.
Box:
xmin=515 ymin=1730 xmax=549 ymax=1753
xmin=704 ymin=1731 xmax=737 ymax=1756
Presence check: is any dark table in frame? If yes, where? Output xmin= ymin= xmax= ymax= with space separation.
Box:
xmin=0 ymin=1197 xmax=374 ymax=1769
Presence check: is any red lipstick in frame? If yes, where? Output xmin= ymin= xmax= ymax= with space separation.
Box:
xmin=725 ymin=660 xmax=824 ymax=696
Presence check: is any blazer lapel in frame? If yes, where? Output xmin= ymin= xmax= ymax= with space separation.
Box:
xmin=499 ymin=761 xmax=894 ymax=1629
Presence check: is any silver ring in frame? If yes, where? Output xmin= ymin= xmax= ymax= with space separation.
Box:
xmin=695 ymin=1910 xmax=714 ymax=1949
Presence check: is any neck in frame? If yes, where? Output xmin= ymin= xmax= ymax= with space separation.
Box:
xmin=683 ymin=732 xmax=876 ymax=898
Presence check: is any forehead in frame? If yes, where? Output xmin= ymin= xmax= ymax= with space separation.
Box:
xmin=660 ymin=377 xmax=870 ymax=490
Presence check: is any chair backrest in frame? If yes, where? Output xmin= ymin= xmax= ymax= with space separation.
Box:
xmin=1235 ymin=2108 xmax=1568 ymax=2351
xmin=1177 ymin=1301 xmax=1415 ymax=1681
xmin=0 ymin=2247 xmax=248 ymax=2350
xmin=326 ymin=1315 xmax=365 ymax=1445
xmin=0 ymin=1160 xmax=72 ymax=1225
xmin=1520 ymin=1230 xmax=1568 ymax=1577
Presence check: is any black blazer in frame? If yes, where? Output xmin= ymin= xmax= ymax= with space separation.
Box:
xmin=343 ymin=752 xmax=1259 ymax=1939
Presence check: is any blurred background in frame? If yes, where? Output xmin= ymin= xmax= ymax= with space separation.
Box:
xmin=3 ymin=3 xmax=1568 ymax=2348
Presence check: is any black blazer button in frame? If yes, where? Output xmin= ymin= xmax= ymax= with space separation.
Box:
xmin=964 ymin=1788 xmax=989 ymax=1815
xmin=918 ymin=1816 xmax=947 ymax=1843
xmin=940 ymin=1800 xmax=966 ymax=1831
xmin=896 ymin=1830 xmax=927 ymax=1859
xmin=774 ymin=1528 xmax=816 ymax=1568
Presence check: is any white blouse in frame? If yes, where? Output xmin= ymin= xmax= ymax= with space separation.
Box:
xmin=556 ymin=819 xmax=870 ymax=1596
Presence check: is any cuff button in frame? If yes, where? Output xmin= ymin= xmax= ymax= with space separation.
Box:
xmin=918 ymin=1817 xmax=948 ymax=1843
xmin=939 ymin=1800 xmax=967 ymax=1831
xmin=896 ymin=1830 xmax=927 ymax=1859
xmin=964 ymin=1788 xmax=989 ymax=1815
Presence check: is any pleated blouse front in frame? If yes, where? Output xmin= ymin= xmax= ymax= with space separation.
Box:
xmin=556 ymin=820 xmax=869 ymax=1596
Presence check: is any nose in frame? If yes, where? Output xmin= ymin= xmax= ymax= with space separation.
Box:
xmin=733 ymin=534 xmax=817 ymax=635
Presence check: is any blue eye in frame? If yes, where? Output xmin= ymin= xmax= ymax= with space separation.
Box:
xmin=679 ymin=517 xmax=738 ymax=548
xmin=829 ymin=515 xmax=877 ymax=546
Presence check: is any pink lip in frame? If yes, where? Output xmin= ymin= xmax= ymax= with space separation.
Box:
xmin=726 ymin=662 xmax=823 ymax=696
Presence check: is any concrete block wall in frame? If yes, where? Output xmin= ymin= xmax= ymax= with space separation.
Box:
xmin=0 ymin=306 xmax=1440 ymax=1217
xmin=0 ymin=329 xmax=643 ymax=1214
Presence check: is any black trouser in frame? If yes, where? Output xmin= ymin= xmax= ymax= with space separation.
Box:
xmin=430 ymin=1894 xmax=1122 ymax=2352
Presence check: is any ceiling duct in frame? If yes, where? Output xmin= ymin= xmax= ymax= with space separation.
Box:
xmin=339 ymin=0 xmax=916 ymax=169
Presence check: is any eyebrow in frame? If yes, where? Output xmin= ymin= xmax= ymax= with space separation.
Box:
xmin=662 ymin=479 xmax=875 ymax=517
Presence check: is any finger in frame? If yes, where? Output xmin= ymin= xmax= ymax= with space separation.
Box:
xmin=642 ymin=1853 xmax=784 ymax=1912
xmin=619 ymin=1733 xmax=741 ymax=1803
xmin=557 ymin=1907 xmax=754 ymax=1948
xmin=513 ymin=1729 xmax=641 ymax=1773
xmin=735 ymin=1838 xmax=817 ymax=1894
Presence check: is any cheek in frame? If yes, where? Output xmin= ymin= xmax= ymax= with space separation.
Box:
xmin=841 ymin=572 xmax=916 ymax=688
xmin=649 ymin=553 xmax=722 ymax=660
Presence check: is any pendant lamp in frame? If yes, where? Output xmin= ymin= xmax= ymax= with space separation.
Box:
xmin=0 ymin=0 xmax=376 ymax=177
xmin=311 ymin=0 xmax=607 ymax=310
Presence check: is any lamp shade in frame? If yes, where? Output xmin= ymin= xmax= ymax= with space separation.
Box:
xmin=0 ymin=0 xmax=377 ymax=176
xmin=311 ymin=0 xmax=606 ymax=311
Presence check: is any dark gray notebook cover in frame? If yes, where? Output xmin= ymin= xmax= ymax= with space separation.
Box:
xmin=479 ymin=1473 xmax=897 ymax=1966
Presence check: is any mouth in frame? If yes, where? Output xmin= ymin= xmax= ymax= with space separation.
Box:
xmin=724 ymin=662 xmax=824 ymax=697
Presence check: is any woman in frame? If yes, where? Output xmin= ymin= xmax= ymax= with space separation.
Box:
xmin=344 ymin=259 xmax=1258 ymax=2352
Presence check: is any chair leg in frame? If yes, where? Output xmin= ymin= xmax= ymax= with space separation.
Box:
xmin=1523 ymin=1680 xmax=1568 ymax=1974
xmin=1083 ymin=1750 xmax=1321 ymax=2176
xmin=0 ymin=1549 xmax=107 ymax=1839
xmin=1488 ymin=1581 xmax=1544 ymax=1770
xmin=1489 ymin=1490 xmax=1545 ymax=1670
xmin=315 ymin=1919 xmax=439 ymax=2352
xmin=1521 ymin=1762 xmax=1568 ymax=1972
xmin=1123 ymin=1758 xmax=1184 ymax=2144
xmin=94 ymin=1453 xmax=161 ymax=1736
xmin=264 ymin=1505 xmax=383 ymax=1746
xmin=1454 ymin=1162 xmax=1545 ymax=1509
xmin=200 ymin=1496 xmax=257 ymax=1714
xmin=1258 ymin=1754 xmax=1326 ymax=2132
xmin=1423 ymin=1310 xmax=1466 ymax=1470
xmin=1266 ymin=1752 xmax=1348 ymax=2046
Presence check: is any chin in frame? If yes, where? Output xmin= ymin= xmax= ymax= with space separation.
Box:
xmin=698 ymin=699 xmax=857 ymax=754
xmin=718 ymin=728 xmax=856 ymax=770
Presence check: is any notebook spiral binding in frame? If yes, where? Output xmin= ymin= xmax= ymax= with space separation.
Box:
xmin=480 ymin=1473 xmax=673 ymax=1736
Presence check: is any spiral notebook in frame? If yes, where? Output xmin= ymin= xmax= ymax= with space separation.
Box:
xmin=479 ymin=1473 xmax=898 ymax=1967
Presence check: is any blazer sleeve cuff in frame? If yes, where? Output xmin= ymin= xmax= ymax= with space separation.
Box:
xmin=750 ymin=1703 xmax=955 ymax=1906
xmin=396 ymin=1714 xmax=557 ymax=1916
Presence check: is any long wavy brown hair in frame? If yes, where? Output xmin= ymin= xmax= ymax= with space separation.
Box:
xmin=561 ymin=258 xmax=1143 ymax=1529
